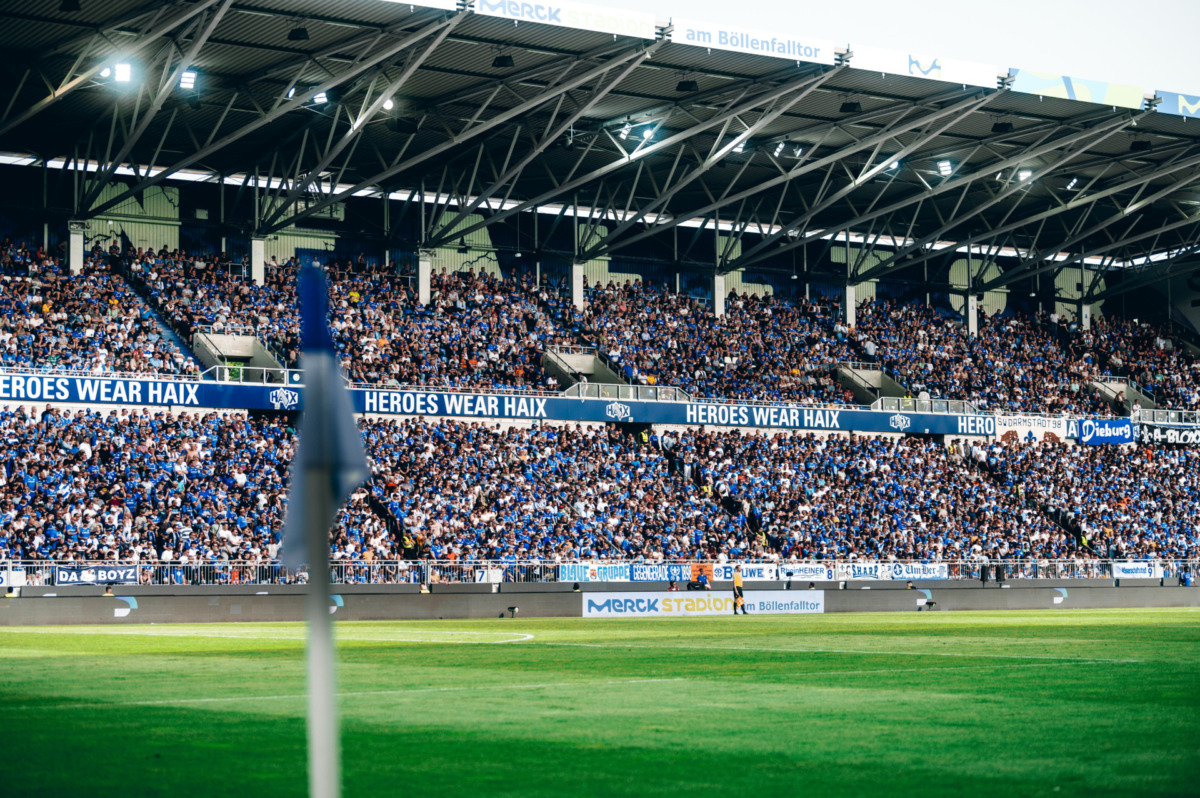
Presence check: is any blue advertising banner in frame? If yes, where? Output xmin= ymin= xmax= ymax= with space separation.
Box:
xmin=1076 ymin=418 xmax=1134 ymax=446
xmin=558 ymin=563 xmax=631 ymax=582
xmin=0 ymin=372 xmax=299 ymax=412
xmin=630 ymin=563 xmax=691 ymax=582
xmin=1157 ymin=91 xmax=1200 ymax=119
xmin=55 ymin=564 xmax=138 ymax=585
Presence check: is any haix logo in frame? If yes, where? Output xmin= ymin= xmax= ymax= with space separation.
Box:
xmin=269 ymin=388 xmax=300 ymax=410
xmin=889 ymin=413 xmax=912 ymax=431
xmin=605 ymin=401 xmax=632 ymax=421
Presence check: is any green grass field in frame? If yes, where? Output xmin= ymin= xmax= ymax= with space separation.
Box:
xmin=2 ymin=609 xmax=1198 ymax=797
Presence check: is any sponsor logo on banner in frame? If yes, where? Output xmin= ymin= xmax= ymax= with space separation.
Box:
xmin=850 ymin=45 xmax=999 ymax=87
xmin=889 ymin=413 xmax=911 ymax=431
xmin=605 ymin=401 xmax=632 ymax=421
xmin=711 ymin=563 xmax=778 ymax=581
xmin=1138 ymin=424 xmax=1200 ymax=446
xmin=557 ymin=563 xmax=631 ymax=582
xmin=669 ymin=18 xmax=836 ymax=65
xmin=887 ymin=562 xmax=949 ymax=580
xmin=778 ymin=563 xmax=833 ymax=581
xmin=475 ymin=0 xmax=656 ymax=39
xmin=836 ymin=561 xmax=886 ymax=580
xmin=55 ymin=565 xmax=138 ymax=585
xmin=1112 ymin=561 xmax=1163 ymax=579
xmin=582 ymin=590 xmax=824 ymax=617
xmin=1077 ymin=418 xmax=1134 ymax=445
xmin=269 ymin=387 xmax=300 ymax=410
xmin=630 ymin=563 xmax=690 ymax=582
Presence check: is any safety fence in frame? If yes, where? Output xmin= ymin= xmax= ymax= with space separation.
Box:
xmin=2 ymin=559 xmax=1194 ymax=588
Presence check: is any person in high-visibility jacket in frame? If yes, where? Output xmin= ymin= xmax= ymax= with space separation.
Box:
xmin=732 ymin=564 xmax=748 ymax=615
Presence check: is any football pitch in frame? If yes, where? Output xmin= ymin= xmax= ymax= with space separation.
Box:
xmin=2 ymin=609 xmax=1198 ymax=797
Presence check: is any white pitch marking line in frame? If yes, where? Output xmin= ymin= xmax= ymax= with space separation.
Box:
xmin=8 ymin=628 xmax=536 ymax=645
xmin=539 ymin=641 xmax=1142 ymax=664
xmin=6 ymin=677 xmax=687 ymax=711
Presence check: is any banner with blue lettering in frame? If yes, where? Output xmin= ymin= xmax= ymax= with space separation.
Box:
xmin=474 ymin=0 xmax=656 ymax=39
xmin=558 ymin=563 xmax=631 ymax=582
xmin=778 ymin=562 xmax=835 ymax=581
xmin=1075 ymin=418 xmax=1134 ymax=446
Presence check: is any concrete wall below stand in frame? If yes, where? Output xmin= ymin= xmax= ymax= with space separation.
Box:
xmin=2 ymin=583 xmax=1198 ymax=626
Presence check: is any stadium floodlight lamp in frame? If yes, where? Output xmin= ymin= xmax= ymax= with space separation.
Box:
xmin=383 ymin=97 xmax=394 ymax=110
xmin=840 ymin=101 xmax=862 ymax=113
xmin=773 ymin=142 xmax=785 ymax=157
xmin=287 ymin=87 xmax=296 ymax=99
xmin=793 ymin=145 xmax=804 ymax=158
xmin=642 ymin=127 xmax=654 ymax=140
xmin=114 ymin=63 xmax=132 ymax=83
xmin=991 ymin=121 xmax=1014 ymax=134
xmin=676 ymin=79 xmax=699 ymax=93
xmin=180 ymin=70 xmax=197 ymax=90
xmin=733 ymin=140 xmax=746 ymax=154
xmin=937 ymin=160 xmax=953 ymax=176
xmin=288 ymin=25 xmax=309 ymax=41
xmin=99 ymin=67 xmax=111 ymax=78
xmin=313 ymin=91 xmax=328 ymax=104
xmin=492 ymin=54 xmax=515 ymax=69
xmin=1018 ymin=169 xmax=1033 ymax=182
xmin=888 ymin=159 xmax=900 ymax=170
xmin=618 ymin=123 xmax=632 ymax=140
xmin=1067 ymin=177 xmax=1079 ymax=190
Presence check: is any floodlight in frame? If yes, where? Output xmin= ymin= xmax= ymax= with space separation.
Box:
xmin=840 ymin=101 xmax=861 ymax=113
xmin=1066 ymin=177 xmax=1079 ymax=190
xmin=733 ymin=140 xmax=746 ymax=154
xmin=100 ymin=67 xmax=111 ymax=78
xmin=114 ymin=63 xmax=132 ymax=83
xmin=773 ymin=142 xmax=785 ymax=157
xmin=383 ymin=98 xmax=394 ymax=110
xmin=288 ymin=26 xmax=309 ymax=41
xmin=937 ymin=160 xmax=952 ymax=176
xmin=888 ymin=160 xmax=900 ymax=170
xmin=1018 ymin=169 xmax=1033 ymax=182
xmin=180 ymin=70 xmax=197 ymax=90
xmin=991 ymin=121 xmax=1014 ymax=134
xmin=642 ymin=127 xmax=654 ymax=140
xmin=287 ymin=87 xmax=296 ymax=99
xmin=676 ymin=79 xmax=699 ymax=93
xmin=313 ymin=92 xmax=328 ymax=104
xmin=618 ymin=123 xmax=632 ymax=140
xmin=492 ymin=54 xmax=514 ymax=69
xmin=1130 ymin=140 xmax=1151 ymax=152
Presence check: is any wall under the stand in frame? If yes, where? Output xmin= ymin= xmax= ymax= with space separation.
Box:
xmin=3 ymin=582 xmax=1198 ymax=625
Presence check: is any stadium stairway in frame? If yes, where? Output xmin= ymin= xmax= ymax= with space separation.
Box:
xmin=114 ymin=260 xmax=205 ymax=375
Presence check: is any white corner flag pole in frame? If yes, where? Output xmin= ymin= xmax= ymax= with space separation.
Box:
xmin=283 ymin=265 xmax=369 ymax=798
xmin=304 ymin=467 xmax=339 ymax=798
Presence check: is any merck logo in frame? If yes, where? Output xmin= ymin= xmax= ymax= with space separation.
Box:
xmin=606 ymin=401 xmax=632 ymax=421
xmin=889 ymin=413 xmax=912 ymax=431
xmin=908 ymin=55 xmax=942 ymax=78
xmin=270 ymin=388 xmax=300 ymax=410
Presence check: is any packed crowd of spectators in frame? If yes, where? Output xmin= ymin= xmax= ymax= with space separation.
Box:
xmin=1070 ymin=315 xmax=1200 ymax=410
xmin=10 ymin=403 xmax=1193 ymax=570
xmin=0 ymin=406 xmax=401 ymax=566
xmin=574 ymin=280 xmax=857 ymax=404
xmin=851 ymin=299 xmax=1115 ymax=414
xmin=131 ymin=249 xmax=569 ymax=392
xmin=985 ymin=439 xmax=1199 ymax=561
xmin=0 ymin=243 xmax=196 ymax=378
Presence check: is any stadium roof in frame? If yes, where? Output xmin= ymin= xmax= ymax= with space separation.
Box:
xmin=2 ymin=0 xmax=1200 ymax=299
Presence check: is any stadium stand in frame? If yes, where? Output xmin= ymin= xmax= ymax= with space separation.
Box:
xmin=575 ymin=280 xmax=857 ymax=404
xmin=0 ymin=255 xmax=198 ymax=378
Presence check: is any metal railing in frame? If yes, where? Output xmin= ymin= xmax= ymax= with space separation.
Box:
xmin=873 ymin=396 xmax=980 ymax=415
xmin=2 ymin=558 xmax=1192 ymax=587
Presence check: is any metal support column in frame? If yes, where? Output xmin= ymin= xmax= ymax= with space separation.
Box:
xmin=251 ymin=236 xmax=266 ymax=284
xmin=418 ymin=258 xmax=431 ymax=306
xmin=68 ymin=221 xmax=85 ymax=274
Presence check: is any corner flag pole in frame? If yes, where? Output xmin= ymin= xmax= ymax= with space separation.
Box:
xmin=282 ymin=265 xmax=370 ymax=798
xmin=304 ymin=469 xmax=339 ymax=798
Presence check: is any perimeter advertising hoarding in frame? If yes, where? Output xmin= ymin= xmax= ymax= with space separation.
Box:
xmin=669 ymin=18 xmax=836 ymax=65
xmin=582 ymin=590 xmax=824 ymax=617
xmin=778 ymin=562 xmax=834 ymax=581
xmin=834 ymin=562 xmax=949 ymax=580
xmin=1112 ymin=561 xmax=1164 ymax=579
xmin=0 ymin=371 xmax=1156 ymax=443
xmin=630 ymin=564 xmax=691 ymax=582
xmin=474 ymin=0 xmax=656 ymax=39
xmin=558 ymin=563 xmax=631 ymax=582
xmin=711 ymin=563 xmax=778 ymax=581
xmin=1137 ymin=424 xmax=1200 ymax=446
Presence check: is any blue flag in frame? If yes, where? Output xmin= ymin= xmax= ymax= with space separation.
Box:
xmin=280 ymin=266 xmax=370 ymax=569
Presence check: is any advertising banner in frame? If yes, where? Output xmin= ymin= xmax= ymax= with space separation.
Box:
xmin=1112 ymin=561 xmax=1163 ymax=580
xmin=0 ymin=566 xmax=27 ymax=587
xmin=557 ymin=563 xmax=631 ymax=582
xmin=474 ymin=0 xmax=656 ymax=39
xmin=630 ymin=563 xmax=691 ymax=582
xmin=669 ymin=18 xmax=836 ymax=65
xmin=1157 ymin=91 xmax=1200 ymax=120
xmin=1076 ymin=418 xmax=1134 ymax=446
xmin=778 ymin=562 xmax=834 ymax=581
xmin=0 ymin=372 xmax=298 ymax=412
xmin=1009 ymin=69 xmax=1145 ymax=109
xmin=55 ymin=564 xmax=138 ymax=585
xmin=582 ymin=590 xmax=824 ymax=617
xmin=711 ymin=563 xmax=778 ymax=581
xmin=835 ymin=561 xmax=887 ymax=580
xmin=849 ymin=45 xmax=999 ymax=88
